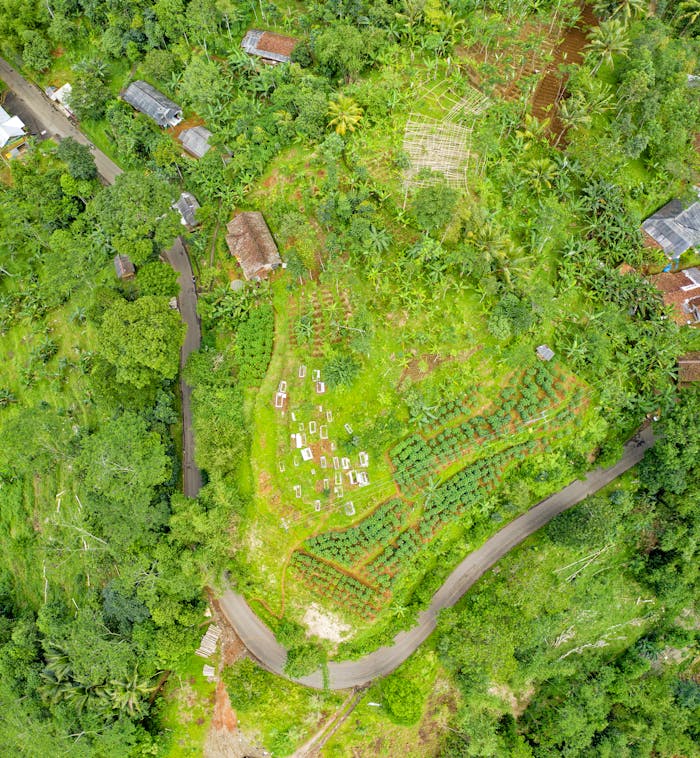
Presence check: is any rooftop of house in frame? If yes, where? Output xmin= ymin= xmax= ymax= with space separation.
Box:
xmin=114 ymin=254 xmax=135 ymax=280
xmin=178 ymin=125 xmax=212 ymax=158
xmin=649 ymin=268 xmax=700 ymax=326
xmin=123 ymin=81 xmax=182 ymax=128
xmin=226 ymin=211 xmax=282 ymax=280
xmin=642 ymin=196 xmax=700 ymax=259
xmin=241 ymin=29 xmax=298 ymax=63
xmin=172 ymin=192 xmax=201 ymax=228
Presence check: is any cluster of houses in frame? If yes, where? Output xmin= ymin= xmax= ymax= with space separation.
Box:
xmin=110 ymin=28 xmax=296 ymax=283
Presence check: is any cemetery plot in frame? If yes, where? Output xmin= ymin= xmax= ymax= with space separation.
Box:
xmin=288 ymin=362 xmax=587 ymax=620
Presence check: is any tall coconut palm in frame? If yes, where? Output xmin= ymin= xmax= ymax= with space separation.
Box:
xmin=327 ymin=95 xmax=364 ymax=137
xmin=586 ymin=19 xmax=631 ymax=73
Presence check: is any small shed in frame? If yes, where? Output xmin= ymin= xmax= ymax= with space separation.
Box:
xmin=241 ymin=29 xmax=298 ymax=64
xmin=47 ymin=83 xmax=74 ymax=118
xmin=536 ymin=344 xmax=555 ymax=361
xmin=678 ymin=352 xmax=700 ymax=386
xmin=178 ymin=125 xmax=212 ymax=158
xmin=122 ymin=81 xmax=182 ymax=128
xmin=172 ymin=192 xmax=201 ymax=228
xmin=114 ymin=254 xmax=135 ymax=280
xmin=225 ymin=211 xmax=282 ymax=281
xmin=642 ymin=198 xmax=700 ymax=260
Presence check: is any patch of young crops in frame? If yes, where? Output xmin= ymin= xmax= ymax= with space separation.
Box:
xmin=304 ymin=499 xmax=408 ymax=567
xmin=235 ymin=303 xmax=274 ymax=386
xmin=290 ymin=552 xmax=383 ymax=617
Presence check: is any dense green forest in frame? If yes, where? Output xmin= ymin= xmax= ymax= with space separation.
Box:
xmin=0 ymin=0 xmax=699 ymax=755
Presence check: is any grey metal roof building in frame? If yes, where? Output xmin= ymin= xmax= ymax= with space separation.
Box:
xmin=122 ymin=81 xmax=182 ymax=128
xmin=536 ymin=344 xmax=555 ymax=361
xmin=642 ymin=198 xmax=700 ymax=259
xmin=172 ymin=192 xmax=201 ymax=228
xmin=179 ymin=126 xmax=212 ymax=158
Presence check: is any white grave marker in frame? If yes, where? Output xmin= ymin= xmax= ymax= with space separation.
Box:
xmin=341 ymin=457 xmax=350 ymax=470
xmin=278 ymin=461 xmax=285 ymax=473
xmin=314 ymin=500 xmax=321 ymax=512
xmin=320 ymin=456 xmax=327 ymax=468
xmin=357 ymin=471 xmax=369 ymax=487
xmin=309 ymin=421 xmax=317 ymax=434
xmin=326 ymin=410 xmax=333 ymax=422
xmin=301 ymin=447 xmax=313 ymax=462
xmin=359 ymin=451 xmax=369 ymax=467
xmin=320 ymin=425 xmax=328 ymax=440
xmin=294 ymin=485 xmax=302 ymax=498
xmin=298 ymin=365 xmax=307 ymax=378
xmin=344 ymin=501 xmax=355 ymax=516
xmin=278 ymin=380 xmax=287 ymax=393
xmin=344 ymin=423 xmax=353 ymax=434
xmin=312 ymin=369 xmax=321 ymax=381
xmin=315 ymin=381 xmax=326 ymax=394
xmin=333 ymin=457 xmax=340 ymax=469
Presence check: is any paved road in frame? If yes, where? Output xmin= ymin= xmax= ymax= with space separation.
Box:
xmin=164 ymin=237 xmax=203 ymax=498
xmin=220 ymin=426 xmax=654 ymax=690
xmin=0 ymin=57 xmax=122 ymax=184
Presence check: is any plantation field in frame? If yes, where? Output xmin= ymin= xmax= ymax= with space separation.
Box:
xmin=235 ymin=253 xmax=602 ymax=646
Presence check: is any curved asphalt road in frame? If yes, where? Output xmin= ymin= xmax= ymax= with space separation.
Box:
xmin=0 ymin=57 xmax=122 ymax=184
xmin=220 ymin=426 xmax=654 ymax=690
xmin=3 ymin=55 xmax=657 ymax=692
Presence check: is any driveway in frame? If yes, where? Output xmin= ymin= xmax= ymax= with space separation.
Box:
xmin=219 ymin=426 xmax=654 ymax=690
xmin=0 ymin=57 xmax=122 ymax=184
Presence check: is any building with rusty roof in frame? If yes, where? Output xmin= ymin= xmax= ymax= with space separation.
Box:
xmin=114 ymin=254 xmax=135 ymax=280
xmin=678 ymin=352 xmax=700 ymax=386
xmin=241 ymin=29 xmax=298 ymax=64
xmin=649 ymin=268 xmax=700 ymax=326
xmin=226 ymin=212 xmax=282 ymax=280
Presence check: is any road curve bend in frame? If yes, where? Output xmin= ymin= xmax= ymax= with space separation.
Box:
xmin=219 ymin=426 xmax=654 ymax=690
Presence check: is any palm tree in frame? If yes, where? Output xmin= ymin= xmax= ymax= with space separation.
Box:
xmin=107 ymin=669 xmax=156 ymax=716
xmin=586 ymin=19 xmax=630 ymax=74
xmin=327 ymin=96 xmax=364 ymax=137
xmin=678 ymin=0 xmax=700 ymax=33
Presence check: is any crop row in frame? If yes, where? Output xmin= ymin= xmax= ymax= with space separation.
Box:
xmin=365 ymin=528 xmax=422 ymax=586
xmin=417 ymin=440 xmax=540 ymax=539
xmin=290 ymin=552 xmax=382 ymax=617
xmin=304 ymin=499 xmax=408 ymax=567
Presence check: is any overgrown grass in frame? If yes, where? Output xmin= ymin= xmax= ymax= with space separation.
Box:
xmin=160 ymin=651 xmax=217 ymax=757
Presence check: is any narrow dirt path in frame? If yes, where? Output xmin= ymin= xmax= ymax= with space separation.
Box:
xmin=219 ymin=426 xmax=654 ymax=690
xmin=163 ymin=237 xmax=204 ymax=498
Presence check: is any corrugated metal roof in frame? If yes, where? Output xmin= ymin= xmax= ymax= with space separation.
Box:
xmin=123 ymin=81 xmax=182 ymax=127
xmin=172 ymin=192 xmax=201 ymax=227
xmin=179 ymin=126 xmax=212 ymax=158
xmin=642 ymin=199 xmax=700 ymax=257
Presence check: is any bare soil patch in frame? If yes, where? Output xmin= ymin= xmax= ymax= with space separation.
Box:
xmin=303 ymin=603 xmax=352 ymax=644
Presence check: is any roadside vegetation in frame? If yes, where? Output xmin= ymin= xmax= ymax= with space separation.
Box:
xmin=1 ymin=0 xmax=699 ymax=755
